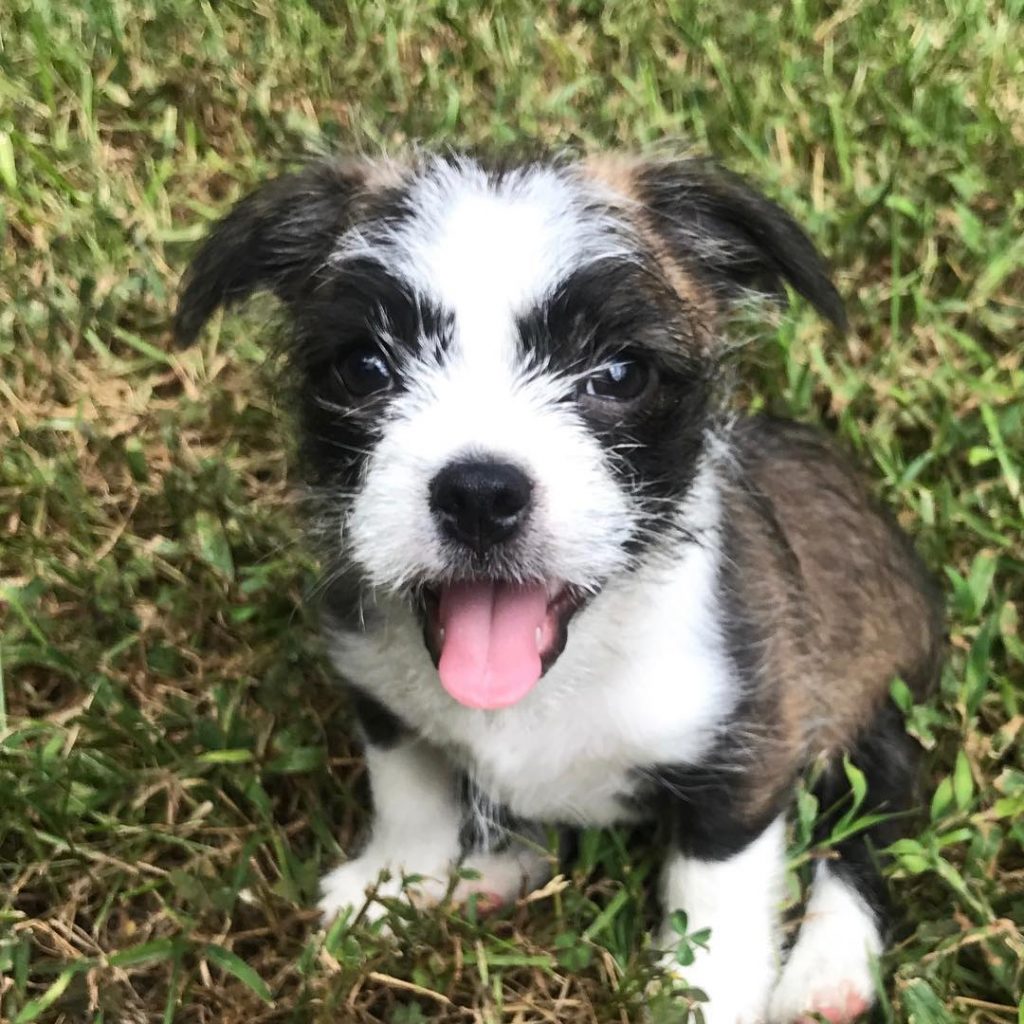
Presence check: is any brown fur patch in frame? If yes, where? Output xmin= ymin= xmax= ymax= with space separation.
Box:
xmin=580 ymin=155 xmax=720 ymax=348
xmin=717 ymin=417 xmax=943 ymax=822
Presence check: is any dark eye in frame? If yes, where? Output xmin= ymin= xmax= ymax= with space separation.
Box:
xmin=335 ymin=342 xmax=393 ymax=398
xmin=581 ymin=354 xmax=652 ymax=402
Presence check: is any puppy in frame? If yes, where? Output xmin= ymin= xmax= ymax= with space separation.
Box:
xmin=175 ymin=151 xmax=943 ymax=1023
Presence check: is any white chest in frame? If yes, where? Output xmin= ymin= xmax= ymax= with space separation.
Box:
xmin=329 ymin=545 xmax=735 ymax=826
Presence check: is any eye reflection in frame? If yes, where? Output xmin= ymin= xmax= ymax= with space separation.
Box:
xmin=581 ymin=355 xmax=651 ymax=402
xmin=336 ymin=342 xmax=393 ymax=398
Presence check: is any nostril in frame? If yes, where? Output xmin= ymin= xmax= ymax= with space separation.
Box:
xmin=429 ymin=460 xmax=533 ymax=552
xmin=488 ymin=478 xmax=531 ymax=520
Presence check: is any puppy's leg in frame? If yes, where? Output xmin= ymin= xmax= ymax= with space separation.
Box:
xmin=768 ymin=863 xmax=881 ymax=1024
xmin=769 ymin=704 xmax=918 ymax=1023
xmin=319 ymin=692 xmax=550 ymax=922
xmin=318 ymin=736 xmax=464 ymax=922
xmin=660 ymin=815 xmax=786 ymax=1024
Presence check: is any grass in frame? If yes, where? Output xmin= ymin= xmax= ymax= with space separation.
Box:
xmin=1 ymin=0 xmax=1022 ymax=1020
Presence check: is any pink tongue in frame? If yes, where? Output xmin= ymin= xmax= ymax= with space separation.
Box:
xmin=437 ymin=581 xmax=549 ymax=710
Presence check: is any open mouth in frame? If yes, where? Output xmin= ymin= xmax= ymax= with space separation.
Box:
xmin=421 ymin=581 xmax=586 ymax=711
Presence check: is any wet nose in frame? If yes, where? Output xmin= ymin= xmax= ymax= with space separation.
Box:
xmin=429 ymin=460 xmax=533 ymax=554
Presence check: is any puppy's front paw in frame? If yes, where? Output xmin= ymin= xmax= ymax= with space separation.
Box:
xmin=317 ymin=855 xmax=450 ymax=924
xmin=317 ymin=858 xmax=389 ymax=924
xmin=449 ymin=846 xmax=553 ymax=912
xmin=768 ymin=945 xmax=874 ymax=1023
xmin=768 ymin=868 xmax=880 ymax=1023
xmin=318 ymin=844 xmax=550 ymax=925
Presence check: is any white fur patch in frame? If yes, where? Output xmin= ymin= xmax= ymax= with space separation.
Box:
xmin=335 ymin=157 xmax=634 ymax=321
xmin=318 ymin=739 xmax=551 ymax=923
xmin=660 ymin=816 xmax=786 ymax=1024
xmin=768 ymin=863 xmax=882 ymax=1023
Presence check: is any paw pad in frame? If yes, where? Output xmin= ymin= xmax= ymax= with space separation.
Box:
xmin=796 ymin=983 xmax=871 ymax=1024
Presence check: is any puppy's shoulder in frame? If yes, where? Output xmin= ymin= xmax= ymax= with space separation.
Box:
xmin=720 ymin=413 xmax=910 ymax=563
xmin=717 ymin=413 xmax=943 ymax=705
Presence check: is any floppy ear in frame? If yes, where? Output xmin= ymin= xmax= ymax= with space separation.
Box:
xmin=634 ymin=157 xmax=847 ymax=331
xmin=173 ymin=159 xmax=373 ymax=346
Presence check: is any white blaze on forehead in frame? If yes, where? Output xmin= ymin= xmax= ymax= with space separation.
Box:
xmin=401 ymin=163 xmax=603 ymax=311
xmin=334 ymin=157 xmax=634 ymax=368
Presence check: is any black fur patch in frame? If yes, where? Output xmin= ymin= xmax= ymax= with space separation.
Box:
xmin=172 ymin=161 xmax=455 ymax=493
xmin=456 ymin=772 xmax=518 ymax=855
xmin=516 ymin=259 xmax=713 ymax=555
xmin=291 ymin=257 xmax=452 ymax=489
xmin=810 ymin=701 xmax=923 ymax=929
xmin=318 ymin=570 xmax=378 ymax=633
xmin=643 ymin=760 xmax=790 ymax=861
xmin=347 ymin=687 xmax=408 ymax=749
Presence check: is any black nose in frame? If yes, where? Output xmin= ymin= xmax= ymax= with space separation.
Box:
xmin=429 ymin=460 xmax=533 ymax=554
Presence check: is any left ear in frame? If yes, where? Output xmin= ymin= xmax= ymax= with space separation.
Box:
xmin=633 ymin=157 xmax=847 ymax=331
xmin=173 ymin=157 xmax=377 ymax=347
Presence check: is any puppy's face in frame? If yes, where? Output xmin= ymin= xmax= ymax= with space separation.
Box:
xmin=176 ymin=153 xmax=843 ymax=709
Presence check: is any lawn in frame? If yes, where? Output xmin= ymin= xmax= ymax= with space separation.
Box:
xmin=1 ymin=1 xmax=1022 ymax=1021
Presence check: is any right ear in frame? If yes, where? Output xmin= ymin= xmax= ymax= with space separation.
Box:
xmin=173 ymin=159 xmax=376 ymax=346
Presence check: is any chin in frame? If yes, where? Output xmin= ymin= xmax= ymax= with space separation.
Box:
xmin=175 ymin=147 xmax=943 ymax=1024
